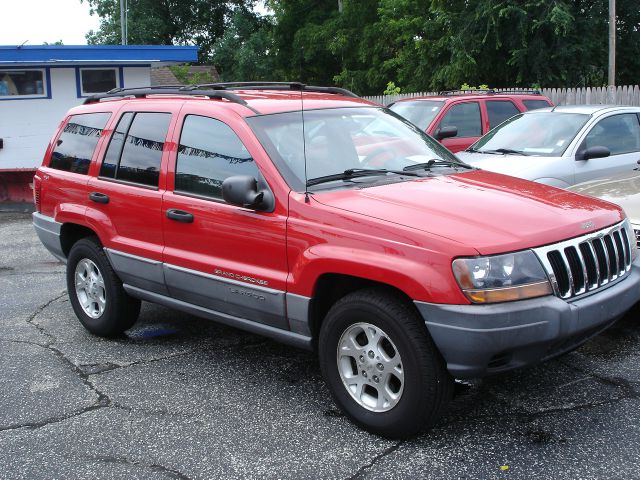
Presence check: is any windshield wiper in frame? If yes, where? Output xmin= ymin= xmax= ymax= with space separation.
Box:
xmin=464 ymin=147 xmax=479 ymax=153
xmin=306 ymin=168 xmax=419 ymax=187
xmin=480 ymin=148 xmax=530 ymax=156
xmin=402 ymin=159 xmax=472 ymax=172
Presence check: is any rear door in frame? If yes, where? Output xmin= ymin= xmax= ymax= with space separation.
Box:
xmin=574 ymin=112 xmax=640 ymax=184
xmin=434 ymin=101 xmax=482 ymax=152
xmin=161 ymin=110 xmax=289 ymax=329
xmin=87 ymin=105 xmax=176 ymax=294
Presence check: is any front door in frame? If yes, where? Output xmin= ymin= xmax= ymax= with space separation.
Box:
xmin=161 ymin=112 xmax=289 ymax=329
xmin=434 ymin=101 xmax=483 ymax=152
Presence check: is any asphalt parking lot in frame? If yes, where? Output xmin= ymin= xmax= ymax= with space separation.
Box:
xmin=1 ymin=212 xmax=640 ymax=480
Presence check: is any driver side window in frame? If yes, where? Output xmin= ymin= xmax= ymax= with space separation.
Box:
xmin=582 ymin=114 xmax=640 ymax=156
xmin=174 ymin=115 xmax=259 ymax=200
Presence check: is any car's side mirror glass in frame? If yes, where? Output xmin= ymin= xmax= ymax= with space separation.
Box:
xmin=435 ymin=125 xmax=458 ymax=140
xmin=222 ymin=175 xmax=273 ymax=211
xmin=576 ymin=145 xmax=610 ymax=161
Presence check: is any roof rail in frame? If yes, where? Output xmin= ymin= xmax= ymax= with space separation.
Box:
xmin=438 ymin=89 xmax=541 ymax=96
xmin=83 ymin=86 xmax=254 ymax=111
xmin=188 ymin=82 xmax=360 ymax=98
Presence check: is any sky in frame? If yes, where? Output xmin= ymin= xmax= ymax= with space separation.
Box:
xmin=0 ymin=0 xmax=101 ymax=45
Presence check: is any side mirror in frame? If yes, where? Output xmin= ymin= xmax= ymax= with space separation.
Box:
xmin=222 ymin=175 xmax=268 ymax=210
xmin=576 ymin=145 xmax=610 ymax=161
xmin=435 ymin=125 xmax=458 ymax=140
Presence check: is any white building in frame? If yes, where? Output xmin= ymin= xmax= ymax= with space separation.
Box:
xmin=0 ymin=45 xmax=198 ymax=203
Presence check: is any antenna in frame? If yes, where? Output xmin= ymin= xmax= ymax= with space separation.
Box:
xmin=299 ymin=47 xmax=310 ymax=203
xmin=300 ymin=85 xmax=310 ymax=203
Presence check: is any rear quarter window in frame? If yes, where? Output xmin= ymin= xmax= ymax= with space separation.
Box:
xmin=49 ymin=113 xmax=111 ymax=174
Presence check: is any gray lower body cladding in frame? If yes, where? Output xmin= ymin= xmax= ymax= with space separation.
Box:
xmin=416 ymin=257 xmax=640 ymax=378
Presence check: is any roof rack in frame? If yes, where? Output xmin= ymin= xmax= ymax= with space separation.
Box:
xmin=187 ymin=81 xmax=360 ymax=98
xmin=83 ymin=86 xmax=253 ymax=111
xmin=438 ymin=89 xmax=541 ymax=96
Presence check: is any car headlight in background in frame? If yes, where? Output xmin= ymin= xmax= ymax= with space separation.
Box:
xmin=452 ymin=250 xmax=552 ymax=304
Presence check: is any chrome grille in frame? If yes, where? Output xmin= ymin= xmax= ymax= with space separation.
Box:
xmin=634 ymin=227 xmax=640 ymax=248
xmin=533 ymin=221 xmax=632 ymax=299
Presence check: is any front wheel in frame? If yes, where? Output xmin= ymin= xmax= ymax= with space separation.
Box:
xmin=319 ymin=288 xmax=453 ymax=438
xmin=66 ymin=237 xmax=140 ymax=336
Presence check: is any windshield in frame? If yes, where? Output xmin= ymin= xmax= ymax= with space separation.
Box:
xmin=247 ymin=107 xmax=464 ymax=191
xmin=389 ymin=100 xmax=444 ymax=130
xmin=471 ymin=112 xmax=589 ymax=156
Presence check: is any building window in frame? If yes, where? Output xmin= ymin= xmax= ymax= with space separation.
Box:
xmin=79 ymin=68 xmax=119 ymax=96
xmin=0 ymin=70 xmax=47 ymax=98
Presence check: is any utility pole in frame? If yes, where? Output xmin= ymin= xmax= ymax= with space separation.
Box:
xmin=608 ymin=0 xmax=615 ymax=87
xmin=120 ymin=0 xmax=128 ymax=45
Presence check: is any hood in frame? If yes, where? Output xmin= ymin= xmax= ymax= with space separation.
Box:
xmin=456 ymin=151 xmax=560 ymax=180
xmin=568 ymin=170 xmax=640 ymax=225
xmin=314 ymin=170 xmax=624 ymax=255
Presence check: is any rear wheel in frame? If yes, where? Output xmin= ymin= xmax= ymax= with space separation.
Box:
xmin=319 ymin=288 xmax=453 ymax=438
xmin=66 ymin=237 xmax=140 ymax=336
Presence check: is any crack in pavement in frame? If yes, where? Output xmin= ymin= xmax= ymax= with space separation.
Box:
xmin=0 ymin=404 xmax=106 ymax=433
xmin=78 ymin=349 xmax=197 ymax=376
xmin=346 ymin=441 xmax=404 ymax=480
xmin=71 ymin=454 xmax=192 ymax=479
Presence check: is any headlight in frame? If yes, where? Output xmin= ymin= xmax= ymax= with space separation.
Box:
xmin=452 ymin=250 xmax=552 ymax=304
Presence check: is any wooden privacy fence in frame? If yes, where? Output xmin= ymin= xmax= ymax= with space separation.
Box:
xmin=364 ymin=85 xmax=640 ymax=107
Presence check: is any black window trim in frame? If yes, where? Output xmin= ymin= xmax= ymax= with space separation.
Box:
xmin=95 ymin=175 xmax=159 ymax=191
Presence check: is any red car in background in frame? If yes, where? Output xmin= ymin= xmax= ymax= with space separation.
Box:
xmin=389 ymin=90 xmax=553 ymax=152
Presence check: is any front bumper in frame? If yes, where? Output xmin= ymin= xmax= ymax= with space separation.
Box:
xmin=416 ymin=258 xmax=640 ymax=378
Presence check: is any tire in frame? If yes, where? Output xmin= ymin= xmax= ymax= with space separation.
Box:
xmin=318 ymin=288 xmax=453 ymax=438
xmin=66 ymin=237 xmax=141 ymax=337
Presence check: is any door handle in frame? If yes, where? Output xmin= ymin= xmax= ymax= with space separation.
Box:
xmin=166 ymin=209 xmax=194 ymax=223
xmin=89 ymin=192 xmax=109 ymax=204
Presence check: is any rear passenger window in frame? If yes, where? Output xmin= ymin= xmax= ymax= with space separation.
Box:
xmin=486 ymin=101 xmax=519 ymax=129
xmin=49 ymin=113 xmax=111 ymax=174
xmin=175 ymin=115 xmax=259 ymax=200
xmin=523 ymin=99 xmax=552 ymax=111
xmin=438 ymin=102 xmax=481 ymax=137
xmin=99 ymin=112 xmax=171 ymax=187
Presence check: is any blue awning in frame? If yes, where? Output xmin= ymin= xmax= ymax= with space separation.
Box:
xmin=0 ymin=45 xmax=198 ymax=66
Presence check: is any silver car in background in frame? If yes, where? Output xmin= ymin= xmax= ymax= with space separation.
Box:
xmin=456 ymin=105 xmax=640 ymax=188
xmin=568 ymin=168 xmax=640 ymax=247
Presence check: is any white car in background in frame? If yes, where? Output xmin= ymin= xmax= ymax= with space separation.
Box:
xmin=456 ymin=105 xmax=640 ymax=188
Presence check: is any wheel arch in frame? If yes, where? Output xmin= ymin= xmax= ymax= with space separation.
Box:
xmin=60 ymin=222 xmax=101 ymax=258
xmin=308 ymin=273 xmax=420 ymax=348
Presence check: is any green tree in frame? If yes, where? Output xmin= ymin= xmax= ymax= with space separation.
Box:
xmin=82 ymin=0 xmax=251 ymax=62
xmin=212 ymin=10 xmax=276 ymax=81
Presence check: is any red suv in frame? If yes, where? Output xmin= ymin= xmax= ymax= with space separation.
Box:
xmin=33 ymin=83 xmax=638 ymax=438
xmin=389 ymin=90 xmax=553 ymax=152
